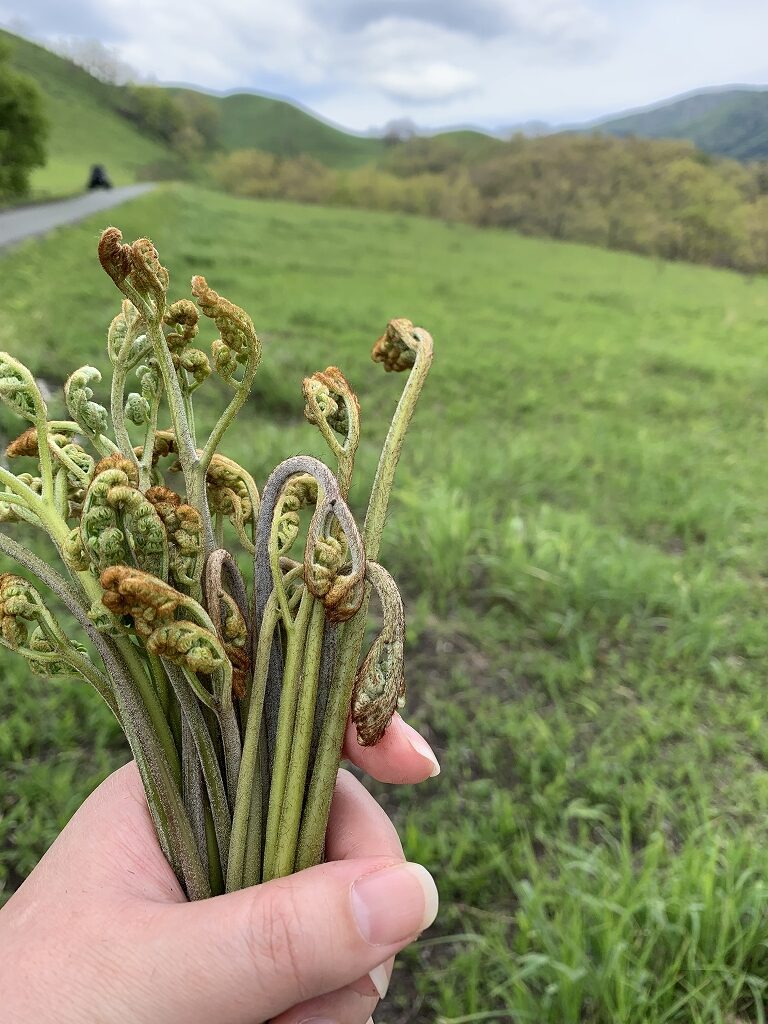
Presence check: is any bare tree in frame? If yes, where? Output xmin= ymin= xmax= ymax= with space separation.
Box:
xmin=51 ymin=38 xmax=137 ymax=85
xmin=383 ymin=118 xmax=418 ymax=146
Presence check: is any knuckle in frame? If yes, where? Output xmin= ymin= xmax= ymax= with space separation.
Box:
xmin=242 ymin=882 xmax=312 ymax=998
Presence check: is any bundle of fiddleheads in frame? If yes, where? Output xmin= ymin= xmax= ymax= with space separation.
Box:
xmin=0 ymin=228 xmax=433 ymax=899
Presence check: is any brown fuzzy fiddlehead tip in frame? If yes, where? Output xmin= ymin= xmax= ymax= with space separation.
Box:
xmin=191 ymin=276 xmax=261 ymax=383
xmin=6 ymin=427 xmax=40 ymax=459
xmin=146 ymin=485 xmax=181 ymax=511
xmin=304 ymin=487 xmax=366 ymax=624
xmin=164 ymin=299 xmax=200 ymax=348
xmin=303 ymin=367 xmax=359 ymax=439
xmin=372 ymin=318 xmax=419 ymax=373
xmin=145 ymin=620 xmax=227 ymax=675
xmin=100 ymin=564 xmax=185 ymax=638
xmin=93 ymin=453 xmax=140 ymax=485
xmin=146 ymin=486 xmax=203 ymax=589
xmin=98 ymin=227 xmax=133 ymax=286
xmin=352 ymin=561 xmax=406 ymax=746
xmin=130 ymin=238 xmax=169 ymax=303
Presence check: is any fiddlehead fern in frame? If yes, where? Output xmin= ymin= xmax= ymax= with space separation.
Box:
xmin=65 ymin=366 xmax=109 ymax=437
xmin=297 ymin=319 xmax=434 ymax=872
xmin=146 ymin=620 xmax=227 ymax=675
xmin=100 ymin=564 xmax=188 ymax=638
xmin=192 ymin=277 xmax=261 ymax=473
xmin=0 ymin=354 xmax=47 ymax=423
xmin=146 ymin=487 xmax=204 ymax=592
xmin=80 ymin=456 xmax=168 ymax=578
xmin=206 ymin=454 xmax=259 ymax=554
xmin=0 ymin=224 xmax=434 ymax=904
xmin=352 ymin=562 xmax=406 ymax=746
xmin=0 ymin=573 xmax=116 ymax=711
xmin=302 ymin=367 xmax=360 ymax=499
xmin=204 ymin=548 xmax=251 ymax=700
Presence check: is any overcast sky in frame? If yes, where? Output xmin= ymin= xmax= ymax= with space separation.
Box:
xmin=3 ymin=0 xmax=768 ymax=133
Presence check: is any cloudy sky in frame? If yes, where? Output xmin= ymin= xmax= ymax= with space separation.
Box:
xmin=3 ymin=0 xmax=768 ymax=133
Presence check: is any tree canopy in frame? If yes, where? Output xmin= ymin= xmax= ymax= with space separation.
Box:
xmin=0 ymin=42 xmax=47 ymax=198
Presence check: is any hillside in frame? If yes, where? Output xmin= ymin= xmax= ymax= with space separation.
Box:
xmin=596 ymin=87 xmax=768 ymax=160
xmin=0 ymin=29 xmax=171 ymax=195
xmin=171 ymin=88 xmax=385 ymax=168
xmin=170 ymin=91 xmax=505 ymax=168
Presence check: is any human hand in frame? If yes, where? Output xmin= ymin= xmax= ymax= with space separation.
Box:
xmin=0 ymin=713 xmax=439 ymax=1024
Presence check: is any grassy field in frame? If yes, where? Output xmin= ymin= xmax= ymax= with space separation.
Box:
xmin=3 ymin=186 xmax=768 ymax=1022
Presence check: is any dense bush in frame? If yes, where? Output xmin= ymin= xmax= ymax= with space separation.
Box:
xmin=213 ymin=133 xmax=768 ymax=273
xmin=118 ymin=86 xmax=220 ymax=159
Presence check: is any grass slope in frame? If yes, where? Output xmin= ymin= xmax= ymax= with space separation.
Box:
xmin=173 ymin=89 xmax=505 ymax=168
xmin=4 ymin=187 xmax=768 ymax=1021
xmin=173 ymin=88 xmax=385 ymax=168
xmin=1 ymin=30 xmax=171 ymax=196
xmin=598 ymin=87 xmax=768 ymax=160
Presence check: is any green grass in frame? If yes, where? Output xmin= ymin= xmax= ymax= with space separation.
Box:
xmin=1 ymin=30 xmax=171 ymax=197
xmin=3 ymin=185 xmax=768 ymax=1021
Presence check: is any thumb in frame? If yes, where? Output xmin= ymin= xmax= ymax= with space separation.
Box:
xmin=138 ymin=857 xmax=438 ymax=1024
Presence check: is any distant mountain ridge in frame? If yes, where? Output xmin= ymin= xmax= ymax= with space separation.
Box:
xmin=593 ymin=87 xmax=768 ymax=160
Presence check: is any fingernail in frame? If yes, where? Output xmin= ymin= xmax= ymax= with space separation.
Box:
xmin=299 ymin=1018 xmax=336 ymax=1024
xmin=400 ymin=719 xmax=440 ymax=777
xmin=368 ymin=962 xmax=390 ymax=999
xmin=351 ymin=863 xmax=439 ymax=945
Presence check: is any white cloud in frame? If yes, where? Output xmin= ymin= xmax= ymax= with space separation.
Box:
xmin=374 ymin=62 xmax=478 ymax=104
xmin=506 ymin=0 xmax=609 ymax=50
xmin=1 ymin=0 xmax=767 ymax=132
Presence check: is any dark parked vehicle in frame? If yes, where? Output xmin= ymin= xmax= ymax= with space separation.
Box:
xmin=87 ymin=165 xmax=112 ymax=190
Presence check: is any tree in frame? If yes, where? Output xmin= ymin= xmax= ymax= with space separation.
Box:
xmin=0 ymin=42 xmax=47 ymax=198
xmin=118 ymin=86 xmax=187 ymax=145
xmin=51 ymin=38 xmax=136 ymax=85
xmin=118 ymin=87 xmax=221 ymax=160
xmin=383 ymin=118 xmax=417 ymax=146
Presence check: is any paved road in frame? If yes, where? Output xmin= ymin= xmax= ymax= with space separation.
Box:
xmin=0 ymin=184 xmax=155 ymax=249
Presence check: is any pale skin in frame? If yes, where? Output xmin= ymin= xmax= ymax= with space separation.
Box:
xmin=0 ymin=714 xmax=440 ymax=1024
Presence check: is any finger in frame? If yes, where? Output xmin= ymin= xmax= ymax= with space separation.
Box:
xmin=145 ymin=856 xmax=438 ymax=1024
xmin=325 ymin=768 xmax=405 ymax=862
xmin=325 ymin=771 xmax=401 ymax=1004
xmin=269 ymin=979 xmax=379 ymax=1024
xmin=343 ymin=713 xmax=440 ymax=783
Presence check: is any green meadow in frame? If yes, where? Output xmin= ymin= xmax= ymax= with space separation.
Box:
xmin=3 ymin=185 xmax=768 ymax=1022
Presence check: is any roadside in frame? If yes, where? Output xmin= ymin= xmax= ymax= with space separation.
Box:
xmin=0 ymin=184 xmax=156 ymax=249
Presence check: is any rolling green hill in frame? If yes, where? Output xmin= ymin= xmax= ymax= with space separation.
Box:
xmin=596 ymin=88 xmax=768 ymax=160
xmin=174 ymin=88 xmax=385 ymax=168
xmin=170 ymin=90 xmax=505 ymax=168
xmin=0 ymin=29 xmax=171 ymax=195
